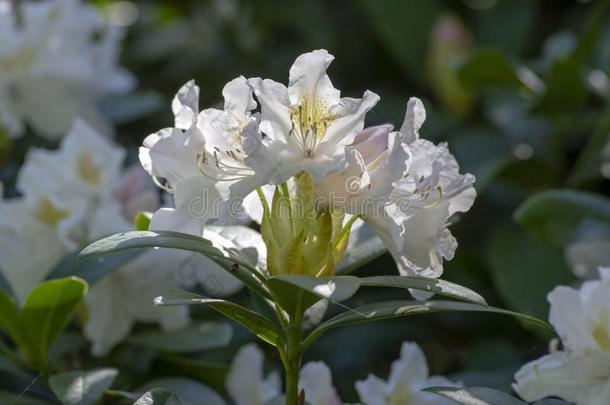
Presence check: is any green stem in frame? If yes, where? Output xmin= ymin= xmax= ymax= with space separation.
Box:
xmin=283 ymin=291 xmax=304 ymax=405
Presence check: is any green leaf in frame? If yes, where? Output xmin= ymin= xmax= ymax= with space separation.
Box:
xmin=474 ymin=0 xmax=534 ymax=55
xmin=532 ymin=59 xmax=586 ymax=115
xmin=134 ymin=389 xmax=183 ymax=405
xmin=155 ymin=291 xmax=281 ymax=347
xmin=458 ymin=49 xmax=524 ymax=90
xmin=128 ymin=322 xmax=232 ymax=353
xmin=49 ymin=368 xmax=118 ymax=405
xmin=514 ymin=189 xmax=610 ymax=248
xmin=134 ymin=212 xmax=153 ymax=231
xmin=0 ymin=288 xmax=22 ymax=345
xmin=137 ymin=378 xmax=225 ymax=405
xmin=356 ymin=0 xmax=441 ymax=86
xmin=266 ymin=275 xmax=360 ymax=312
xmin=425 ymin=386 xmax=527 ymax=405
xmin=304 ymin=300 xmax=550 ymax=347
xmin=488 ymin=225 xmax=574 ymax=320
xmin=336 ymin=222 xmax=386 ymax=275
xmin=79 ymin=231 xmax=270 ymax=298
xmin=154 ymin=355 xmax=228 ymax=394
xmin=359 ymin=275 xmax=487 ymax=306
xmin=47 ymin=250 xmax=142 ymax=286
xmin=20 ymin=277 xmax=88 ymax=370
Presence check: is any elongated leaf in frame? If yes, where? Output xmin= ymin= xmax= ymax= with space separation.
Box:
xmin=134 ymin=389 xmax=183 ymax=405
xmin=532 ymin=59 xmax=586 ymax=115
xmin=266 ymin=275 xmax=360 ymax=312
xmin=304 ymin=300 xmax=551 ymax=347
xmin=20 ymin=277 xmax=88 ymax=370
xmin=359 ymin=275 xmax=487 ymax=306
xmin=0 ymin=288 xmax=22 ymax=345
xmin=49 ymin=368 xmax=118 ymax=405
xmin=47 ymin=250 xmax=142 ymax=286
xmin=128 ymin=322 xmax=232 ymax=353
xmin=425 ymin=386 xmax=527 ymax=405
xmin=458 ymin=49 xmax=524 ymax=90
xmin=138 ymin=378 xmax=225 ymax=405
xmin=514 ymin=189 xmax=610 ymax=247
xmin=155 ymin=291 xmax=281 ymax=347
xmin=80 ymin=231 xmax=270 ymax=298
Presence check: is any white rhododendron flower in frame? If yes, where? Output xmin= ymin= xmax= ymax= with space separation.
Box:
xmin=247 ymin=49 xmax=380 ymax=184
xmin=356 ymin=342 xmax=458 ymax=405
xmin=0 ymin=0 xmax=134 ymax=139
xmin=513 ymin=267 xmax=610 ymax=405
xmin=140 ymin=49 xmax=474 ymax=286
xmin=316 ymin=98 xmax=475 ymax=282
xmin=565 ymin=239 xmax=610 ymax=278
xmin=226 ymin=344 xmax=344 ymax=405
xmin=140 ymin=77 xmax=259 ymax=235
xmin=0 ymin=119 xmax=265 ymax=355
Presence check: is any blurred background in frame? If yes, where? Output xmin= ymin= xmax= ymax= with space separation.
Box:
xmin=2 ymin=0 xmax=610 ymax=403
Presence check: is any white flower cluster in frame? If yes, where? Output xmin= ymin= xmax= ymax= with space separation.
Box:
xmin=0 ymin=0 xmax=134 ymax=139
xmin=513 ymin=267 xmax=610 ymax=405
xmin=0 ymin=119 xmax=265 ymax=356
xmin=141 ymin=49 xmax=476 ymax=283
xmin=225 ymin=341 xmax=457 ymax=405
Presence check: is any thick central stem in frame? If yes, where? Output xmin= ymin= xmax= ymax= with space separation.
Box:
xmin=284 ymin=292 xmax=304 ymax=405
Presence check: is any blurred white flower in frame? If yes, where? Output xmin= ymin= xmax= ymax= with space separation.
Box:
xmin=513 ymin=267 xmax=610 ymax=405
xmin=316 ymin=98 xmax=475 ymax=283
xmin=0 ymin=0 xmax=134 ymax=139
xmin=565 ymin=239 xmax=610 ymax=279
xmin=247 ymin=49 xmax=380 ymax=184
xmin=226 ymin=344 xmax=344 ymax=405
xmin=355 ymin=342 xmax=458 ymax=405
xmin=140 ymin=77 xmax=259 ymax=236
xmin=226 ymin=343 xmax=281 ymax=405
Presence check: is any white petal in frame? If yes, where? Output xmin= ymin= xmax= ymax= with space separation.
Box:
xmin=248 ymin=77 xmax=292 ymax=143
xmin=548 ymin=285 xmax=597 ymax=352
xmin=399 ymin=97 xmax=426 ymax=144
xmin=139 ymin=128 xmax=203 ymax=188
xmin=172 ymin=80 xmax=200 ymax=130
xmin=149 ymin=207 xmax=205 ymax=237
xmin=288 ymin=49 xmax=339 ymax=108
xmin=565 ymin=240 xmax=610 ymax=278
xmin=299 ymin=361 xmax=339 ymax=405
xmin=223 ymin=76 xmax=257 ymax=118
xmin=321 ymin=90 xmax=380 ymax=147
xmin=226 ymin=344 xmax=281 ymax=405
xmin=387 ymin=342 xmax=430 ymax=390
xmin=513 ymin=351 xmax=610 ymax=404
xmin=355 ymin=374 xmax=389 ymax=405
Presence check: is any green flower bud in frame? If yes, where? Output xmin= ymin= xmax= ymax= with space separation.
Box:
xmin=260 ymin=173 xmax=355 ymax=276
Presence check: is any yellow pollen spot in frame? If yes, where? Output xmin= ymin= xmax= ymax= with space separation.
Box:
xmin=592 ymin=314 xmax=610 ymax=352
xmin=292 ymin=97 xmax=334 ymax=142
xmin=386 ymin=385 xmax=411 ymax=405
xmin=36 ymin=199 xmax=70 ymax=226
xmin=2 ymin=45 xmax=37 ymax=74
xmin=77 ymin=152 xmax=101 ymax=185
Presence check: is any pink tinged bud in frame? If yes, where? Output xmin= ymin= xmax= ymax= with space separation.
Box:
xmin=350 ymin=124 xmax=394 ymax=164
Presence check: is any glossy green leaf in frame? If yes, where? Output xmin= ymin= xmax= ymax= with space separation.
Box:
xmin=359 ymin=275 xmax=487 ymax=306
xmin=49 ymin=368 xmax=118 ymax=405
xmin=134 ymin=389 xmax=183 ymax=405
xmin=425 ymin=386 xmax=527 ymax=405
xmin=488 ymin=225 xmax=574 ymax=320
xmin=266 ymin=275 xmax=360 ymax=312
xmin=0 ymin=288 xmax=22 ymax=345
xmin=458 ymin=49 xmax=523 ymax=90
xmin=304 ymin=300 xmax=551 ymax=347
xmin=128 ymin=322 xmax=232 ymax=353
xmin=514 ymin=189 xmax=610 ymax=248
xmin=155 ymin=291 xmax=281 ymax=347
xmin=47 ymin=250 xmax=142 ymax=286
xmin=79 ymin=231 xmax=270 ymax=298
xmin=137 ymin=378 xmax=225 ymax=405
xmin=20 ymin=277 xmax=88 ymax=370
xmin=532 ymin=59 xmax=586 ymax=115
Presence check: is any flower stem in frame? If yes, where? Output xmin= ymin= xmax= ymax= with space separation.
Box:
xmin=283 ymin=291 xmax=304 ymax=405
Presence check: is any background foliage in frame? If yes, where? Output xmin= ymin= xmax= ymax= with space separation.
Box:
xmin=2 ymin=0 xmax=610 ymax=403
